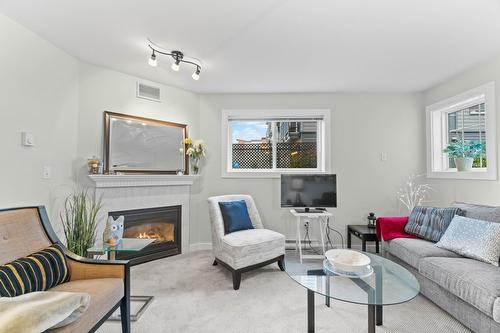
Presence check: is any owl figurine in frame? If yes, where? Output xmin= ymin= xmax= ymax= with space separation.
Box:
xmin=103 ymin=216 xmax=124 ymax=246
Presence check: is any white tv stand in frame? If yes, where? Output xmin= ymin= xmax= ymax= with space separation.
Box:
xmin=289 ymin=209 xmax=333 ymax=263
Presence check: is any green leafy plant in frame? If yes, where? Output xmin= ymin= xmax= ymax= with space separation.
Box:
xmin=443 ymin=140 xmax=485 ymax=158
xmin=60 ymin=189 xmax=102 ymax=257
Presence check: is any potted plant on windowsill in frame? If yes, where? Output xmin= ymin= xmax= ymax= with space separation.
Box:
xmin=443 ymin=140 xmax=485 ymax=171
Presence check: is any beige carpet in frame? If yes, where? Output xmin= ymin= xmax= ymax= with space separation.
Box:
xmin=99 ymin=250 xmax=471 ymax=333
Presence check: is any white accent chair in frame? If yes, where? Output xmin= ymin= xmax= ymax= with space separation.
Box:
xmin=208 ymin=195 xmax=286 ymax=290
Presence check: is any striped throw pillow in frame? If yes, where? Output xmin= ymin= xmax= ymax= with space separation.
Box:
xmin=0 ymin=244 xmax=70 ymax=297
xmin=404 ymin=206 xmax=462 ymax=242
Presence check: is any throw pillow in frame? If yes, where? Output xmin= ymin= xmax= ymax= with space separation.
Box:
xmin=404 ymin=206 xmax=462 ymax=242
xmin=0 ymin=244 xmax=70 ymax=297
xmin=436 ymin=215 xmax=500 ymax=266
xmin=218 ymin=200 xmax=254 ymax=234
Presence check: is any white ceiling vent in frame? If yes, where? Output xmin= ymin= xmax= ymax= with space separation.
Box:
xmin=137 ymin=82 xmax=161 ymax=102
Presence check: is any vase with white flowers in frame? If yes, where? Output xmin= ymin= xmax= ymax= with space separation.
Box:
xmin=183 ymin=138 xmax=206 ymax=175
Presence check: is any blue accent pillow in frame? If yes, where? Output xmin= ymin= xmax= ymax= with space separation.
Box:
xmin=218 ymin=200 xmax=254 ymax=234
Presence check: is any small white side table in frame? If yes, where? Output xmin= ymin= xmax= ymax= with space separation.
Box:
xmin=290 ymin=209 xmax=333 ymax=263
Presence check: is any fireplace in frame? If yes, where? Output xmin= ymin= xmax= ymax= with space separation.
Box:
xmin=108 ymin=205 xmax=181 ymax=265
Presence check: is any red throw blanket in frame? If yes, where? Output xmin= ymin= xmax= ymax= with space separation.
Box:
xmin=376 ymin=216 xmax=417 ymax=241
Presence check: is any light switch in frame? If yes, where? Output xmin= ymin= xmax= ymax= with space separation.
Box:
xmin=42 ymin=166 xmax=51 ymax=179
xmin=380 ymin=152 xmax=388 ymax=161
xmin=22 ymin=132 xmax=34 ymax=146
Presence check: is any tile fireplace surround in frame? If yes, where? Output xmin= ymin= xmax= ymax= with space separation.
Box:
xmin=88 ymin=174 xmax=198 ymax=255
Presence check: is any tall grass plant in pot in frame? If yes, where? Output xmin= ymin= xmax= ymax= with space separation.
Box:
xmin=60 ymin=189 xmax=102 ymax=257
xmin=443 ymin=140 xmax=485 ymax=171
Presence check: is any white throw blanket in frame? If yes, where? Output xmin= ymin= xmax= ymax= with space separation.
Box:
xmin=0 ymin=291 xmax=90 ymax=333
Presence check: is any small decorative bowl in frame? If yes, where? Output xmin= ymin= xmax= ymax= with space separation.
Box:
xmin=325 ymin=249 xmax=371 ymax=273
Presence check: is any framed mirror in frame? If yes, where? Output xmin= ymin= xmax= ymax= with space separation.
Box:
xmin=103 ymin=111 xmax=188 ymax=174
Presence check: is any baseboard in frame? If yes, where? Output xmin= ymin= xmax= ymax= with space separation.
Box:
xmin=189 ymin=241 xmax=380 ymax=253
xmin=285 ymin=239 xmax=380 ymax=252
xmin=189 ymin=242 xmax=212 ymax=252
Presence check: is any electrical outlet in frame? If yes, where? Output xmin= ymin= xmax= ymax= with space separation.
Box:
xmin=22 ymin=132 xmax=35 ymax=146
xmin=42 ymin=165 xmax=51 ymax=179
xmin=380 ymin=152 xmax=388 ymax=161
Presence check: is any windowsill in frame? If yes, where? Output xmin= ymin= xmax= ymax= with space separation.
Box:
xmin=427 ymin=168 xmax=497 ymax=180
xmin=222 ymin=169 xmax=327 ymax=179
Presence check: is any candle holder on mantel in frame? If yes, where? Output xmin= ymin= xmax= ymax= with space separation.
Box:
xmin=367 ymin=212 xmax=377 ymax=229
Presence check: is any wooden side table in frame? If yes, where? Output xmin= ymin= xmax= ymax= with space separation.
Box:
xmin=347 ymin=225 xmax=379 ymax=253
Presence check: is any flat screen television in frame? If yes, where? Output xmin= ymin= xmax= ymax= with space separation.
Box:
xmin=280 ymin=174 xmax=337 ymax=212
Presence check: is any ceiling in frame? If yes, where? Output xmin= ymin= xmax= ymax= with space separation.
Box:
xmin=1 ymin=0 xmax=500 ymax=93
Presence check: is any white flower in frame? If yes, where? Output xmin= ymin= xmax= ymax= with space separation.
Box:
xmin=186 ymin=147 xmax=195 ymax=156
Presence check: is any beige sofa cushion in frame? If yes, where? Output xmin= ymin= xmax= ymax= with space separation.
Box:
xmin=48 ymin=278 xmax=123 ymax=333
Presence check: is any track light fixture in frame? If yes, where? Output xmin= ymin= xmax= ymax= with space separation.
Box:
xmin=192 ymin=66 xmax=201 ymax=81
xmin=148 ymin=50 xmax=157 ymax=67
xmin=147 ymin=41 xmax=202 ymax=80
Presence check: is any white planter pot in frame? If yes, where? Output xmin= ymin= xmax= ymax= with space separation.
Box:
xmin=454 ymin=157 xmax=474 ymax=171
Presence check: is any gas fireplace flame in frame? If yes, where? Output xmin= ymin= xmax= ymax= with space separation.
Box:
xmin=137 ymin=232 xmax=162 ymax=239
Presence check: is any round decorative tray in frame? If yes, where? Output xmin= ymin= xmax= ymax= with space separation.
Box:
xmin=323 ymin=259 xmax=374 ymax=278
xmin=325 ymin=249 xmax=371 ymax=271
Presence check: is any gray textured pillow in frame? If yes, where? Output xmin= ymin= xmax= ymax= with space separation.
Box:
xmin=404 ymin=206 xmax=462 ymax=242
xmin=436 ymin=215 xmax=500 ymax=266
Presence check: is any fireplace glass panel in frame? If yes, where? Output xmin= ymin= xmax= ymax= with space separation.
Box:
xmin=109 ymin=205 xmax=181 ymax=265
xmin=123 ymin=222 xmax=175 ymax=244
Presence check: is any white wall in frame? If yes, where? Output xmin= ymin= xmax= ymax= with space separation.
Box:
xmin=0 ymin=14 xmax=202 ymax=243
xmin=0 ymin=14 xmax=79 ymax=237
xmin=193 ymin=93 xmax=425 ymax=245
xmin=76 ymin=62 xmax=200 ymax=177
xmin=424 ymin=55 xmax=500 ymax=206
xmin=76 ymin=63 xmax=201 ymax=243
xmin=0 ymin=13 xmax=433 ymax=248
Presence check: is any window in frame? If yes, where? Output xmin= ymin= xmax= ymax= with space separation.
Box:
xmin=426 ymin=82 xmax=496 ymax=180
xmin=222 ymin=110 xmax=330 ymax=177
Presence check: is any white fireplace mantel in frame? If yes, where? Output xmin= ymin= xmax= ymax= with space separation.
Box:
xmin=87 ymin=174 xmax=198 ymax=254
xmin=88 ymin=174 xmax=199 ymax=188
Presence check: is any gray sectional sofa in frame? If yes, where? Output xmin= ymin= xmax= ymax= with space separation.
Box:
xmin=384 ymin=202 xmax=500 ymax=333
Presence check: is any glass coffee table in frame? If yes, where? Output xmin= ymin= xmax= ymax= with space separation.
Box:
xmin=88 ymin=238 xmax=155 ymax=322
xmin=284 ymin=250 xmax=420 ymax=333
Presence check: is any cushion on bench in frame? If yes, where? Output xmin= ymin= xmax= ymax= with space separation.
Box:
xmin=48 ymin=278 xmax=123 ymax=333
xmin=0 ymin=244 xmax=69 ymax=297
